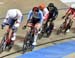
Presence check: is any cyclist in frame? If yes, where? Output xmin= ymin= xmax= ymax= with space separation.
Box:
xmin=62 ymin=4 xmax=75 ymax=32
xmin=39 ymin=3 xmax=49 ymax=22
xmin=47 ymin=3 xmax=58 ymax=22
xmin=1 ymin=9 xmax=23 ymax=43
xmin=46 ymin=3 xmax=58 ymax=36
xmin=39 ymin=3 xmax=49 ymax=36
xmin=23 ymin=7 xmax=43 ymax=45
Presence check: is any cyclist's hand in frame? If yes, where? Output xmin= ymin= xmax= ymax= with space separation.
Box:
xmin=62 ymin=16 xmax=65 ymax=19
xmin=22 ymin=25 xmax=26 ymax=30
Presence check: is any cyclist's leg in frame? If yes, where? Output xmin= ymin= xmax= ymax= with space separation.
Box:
xmin=32 ymin=23 xmax=41 ymax=45
xmin=5 ymin=18 xmax=16 ymax=41
xmin=48 ymin=16 xmax=55 ymax=29
xmin=42 ymin=18 xmax=49 ymax=33
xmin=46 ymin=21 xmax=54 ymax=37
xmin=11 ymin=27 xmax=17 ymax=41
xmin=46 ymin=16 xmax=55 ymax=32
xmin=64 ymin=19 xmax=73 ymax=33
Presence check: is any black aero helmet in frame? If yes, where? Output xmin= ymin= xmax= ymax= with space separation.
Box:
xmin=32 ymin=7 xmax=39 ymax=12
xmin=48 ymin=3 xmax=54 ymax=7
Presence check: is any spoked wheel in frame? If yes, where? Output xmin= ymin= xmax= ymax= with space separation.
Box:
xmin=56 ymin=28 xmax=62 ymax=35
xmin=38 ymin=31 xmax=44 ymax=40
xmin=22 ymin=39 xmax=27 ymax=54
xmin=0 ymin=36 xmax=7 ymax=53
xmin=22 ymin=39 xmax=33 ymax=54
xmin=56 ymin=22 xmax=65 ymax=35
xmin=40 ymin=24 xmax=48 ymax=38
xmin=22 ymin=33 xmax=34 ymax=54
xmin=6 ymin=41 xmax=14 ymax=51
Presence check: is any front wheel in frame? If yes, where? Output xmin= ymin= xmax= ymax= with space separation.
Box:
xmin=56 ymin=27 xmax=63 ymax=35
xmin=0 ymin=36 xmax=7 ymax=53
xmin=22 ymin=33 xmax=34 ymax=54
xmin=22 ymin=41 xmax=27 ymax=54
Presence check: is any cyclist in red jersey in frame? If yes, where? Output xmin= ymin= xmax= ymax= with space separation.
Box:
xmin=62 ymin=4 xmax=75 ymax=32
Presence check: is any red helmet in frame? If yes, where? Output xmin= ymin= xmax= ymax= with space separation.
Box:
xmin=32 ymin=7 xmax=39 ymax=12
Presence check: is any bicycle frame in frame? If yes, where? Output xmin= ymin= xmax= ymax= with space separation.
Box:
xmin=22 ymin=24 xmax=36 ymax=53
xmin=57 ymin=16 xmax=73 ymax=35
xmin=5 ymin=26 xmax=13 ymax=45
xmin=0 ymin=26 xmax=14 ymax=53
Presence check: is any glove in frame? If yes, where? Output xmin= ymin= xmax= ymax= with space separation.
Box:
xmin=22 ymin=25 xmax=26 ymax=30
xmin=62 ymin=16 xmax=65 ymax=19
xmin=1 ymin=23 xmax=5 ymax=29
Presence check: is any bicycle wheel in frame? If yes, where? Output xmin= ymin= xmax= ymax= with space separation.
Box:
xmin=6 ymin=40 xmax=14 ymax=51
xmin=0 ymin=36 xmax=7 ymax=53
xmin=22 ymin=32 xmax=34 ymax=54
xmin=56 ymin=22 xmax=65 ymax=35
xmin=22 ymin=39 xmax=27 ymax=54
xmin=40 ymin=24 xmax=48 ymax=37
xmin=22 ymin=33 xmax=31 ymax=54
xmin=56 ymin=28 xmax=62 ymax=35
xmin=38 ymin=31 xmax=43 ymax=39
xmin=29 ymin=34 xmax=34 ymax=51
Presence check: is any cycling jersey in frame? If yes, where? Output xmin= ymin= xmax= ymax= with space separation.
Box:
xmin=3 ymin=9 xmax=23 ymax=28
xmin=47 ymin=6 xmax=58 ymax=20
xmin=27 ymin=10 xmax=43 ymax=25
xmin=66 ymin=8 xmax=75 ymax=14
xmin=43 ymin=8 xmax=49 ymax=21
xmin=66 ymin=8 xmax=75 ymax=19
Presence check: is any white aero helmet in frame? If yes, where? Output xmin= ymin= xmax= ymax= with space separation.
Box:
xmin=71 ymin=4 xmax=75 ymax=9
xmin=8 ymin=9 xmax=18 ymax=18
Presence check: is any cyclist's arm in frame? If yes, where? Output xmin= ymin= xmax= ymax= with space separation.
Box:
xmin=43 ymin=8 xmax=49 ymax=20
xmin=1 ymin=10 xmax=10 ymax=29
xmin=53 ymin=7 xmax=58 ymax=18
xmin=63 ymin=8 xmax=71 ymax=19
xmin=39 ymin=10 xmax=44 ymax=25
xmin=14 ymin=10 xmax=23 ymax=28
xmin=24 ymin=10 xmax=33 ymax=27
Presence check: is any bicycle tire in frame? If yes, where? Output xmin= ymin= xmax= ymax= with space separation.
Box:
xmin=38 ymin=31 xmax=43 ymax=39
xmin=6 ymin=41 xmax=14 ymax=51
xmin=22 ymin=39 xmax=27 ymax=54
xmin=22 ymin=32 xmax=34 ymax=54
xmin=22 ymin=33 xmax=31 ymax=54
xmin=0 ymin=35 xmax=7 ymax=53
